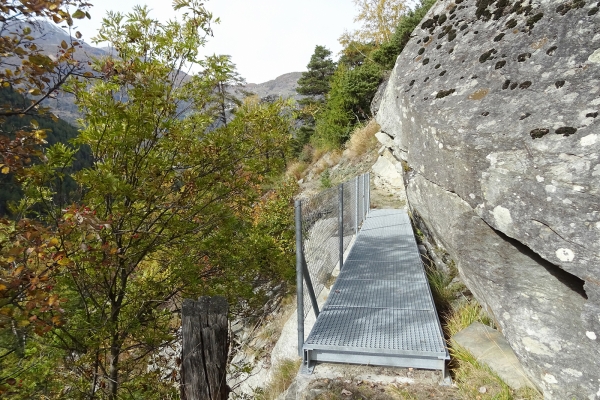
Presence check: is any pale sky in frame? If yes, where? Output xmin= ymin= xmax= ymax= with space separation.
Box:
xmin=71 ymin=0 xmax=359 ymax=84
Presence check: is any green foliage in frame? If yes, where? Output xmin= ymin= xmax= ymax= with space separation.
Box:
xmin=1 ymin=2 xmax=296 ymax=398
xmin=313 ymin=62 xmax=382 ymax=148
xmin=296 ymin=45 xmax=337 ymax=98
xmin=203 ymin=54 xmax=246 ymax=126
xmin=294 ymin=46 xmax=337 ymax=153
xmin=338 ymin=40 xmax=377 ymax=68
xmin=313 ymin=65 xmax=353 ymax=149
xmin=320 ymin=169 xmax=332 ymax=188
xmin=0 ymin=88 xmax=92 ymax=216
xmin=371 ymin=0 xmax=438 ymax=69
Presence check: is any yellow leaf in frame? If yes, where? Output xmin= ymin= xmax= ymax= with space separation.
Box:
xmin=61 ymin=40 xmax=68 ymax=50
xmin=0 ymin=284 xmax=7 ymax=291
xmin=34 ymin=129 xmax=47 ymax=140
xmin=48 ymin=237 xmax=59 ymax=247
xmin=72 ymin=9 xmax=86 ymax=19
xmin=75 ymin=31 xmax=82 ymax=39
xmin=1 ymin=166 xmax=9 ymax=174
xmin=57 ymin=257 xmax=71 ymax=266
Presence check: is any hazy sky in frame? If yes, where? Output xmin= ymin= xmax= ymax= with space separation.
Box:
xmin=72 ymin=0 xmax=359 ymax=84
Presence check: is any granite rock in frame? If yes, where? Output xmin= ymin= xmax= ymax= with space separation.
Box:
xmin=376 ymin=0 xmax=600 ymax=397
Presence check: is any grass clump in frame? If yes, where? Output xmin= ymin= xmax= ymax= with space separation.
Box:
xmin=254 ymin=358 xmax=301 ymax=400
xmin=451 ymin=344 xmax=542 ymax=400
xmin=445 ymin=299 xmax=494 ymax=337
xmin=345 ymin=119 xmax=380 ymax=159
xmin=320 ymin=168 xmax=332 ymax=188
xmin=287 ymin=160 xmax=309 ymax=180
xmin=426 ymin=267 xmax=456 ymax=311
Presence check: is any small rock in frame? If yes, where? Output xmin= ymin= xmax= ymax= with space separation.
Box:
xmin=479 ymin=386 xmax=487 ymax=393
xmin=343 ymin=379 xmax=351 ymax=384
xmin=341 ymin=389 xmax=352 ymax=396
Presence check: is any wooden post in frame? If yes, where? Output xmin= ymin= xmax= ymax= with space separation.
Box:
xmin=180 ymin=296 xmax=229 ymax=400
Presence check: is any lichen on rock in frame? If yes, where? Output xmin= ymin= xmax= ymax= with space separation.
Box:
xmin=374 ymin=0 xmax=600 ymax=397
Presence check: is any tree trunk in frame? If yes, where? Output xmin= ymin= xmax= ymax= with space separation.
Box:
xmin=180 ymin=296 xmax=229 ymax=400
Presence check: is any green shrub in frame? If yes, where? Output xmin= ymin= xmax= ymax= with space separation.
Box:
xmin=372 ymin=0 xmax=438 ymax=70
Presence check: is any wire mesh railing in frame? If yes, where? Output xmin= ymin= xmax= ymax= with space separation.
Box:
xmin=294 ymin=173 xmax=370 ymax=355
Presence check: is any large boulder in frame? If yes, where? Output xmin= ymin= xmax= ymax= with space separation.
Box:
xmin=376 ymin=0 xmax=600 ymax=397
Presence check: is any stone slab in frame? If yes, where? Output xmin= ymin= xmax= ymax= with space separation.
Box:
xmin=453 ymin=322 xmax=534 ymax=390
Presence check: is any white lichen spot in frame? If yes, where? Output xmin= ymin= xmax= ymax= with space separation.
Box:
xmin=562 ymin=368 xmax=583 ymax=378
xmin=492 ymin=206 xmax=513 ymax=230
xmin=580 ymin=134 xmax=598 ymax=147
xmin=536 ymin=175 xmax=544 ymax=182
xmin=593 ymin=165 xmax=600 ymax=177
xmin=523 ymin=337 xmax=553 ymax=356
xmin=573 ymin=185 xmax=585 ymax=192
xmin=547 ymin=197 xmax=552 ymax=202
xmin=563 ymin=198 xmax=573 ymax=205
xmin=588 ymin=48 xmax=600 ymax=63
xmin=586 ymin=331 xmax=597 ymax=340
xmin=469 ymin=193 xmax=476 ymax=199
xmin=545 ymin=185 xmax=556 ymax=193
xmin=503 ymin=312 xmax=510 ymax=320
xmin=439 ymin=142 xmax=443 ymax=149
xmin=556 ymin=248 xmax=575 ymax=262
xmin=543 ymin=373 xmax=558 ymax=384
xmin=562 ymin=92 xmax=579 ymax=103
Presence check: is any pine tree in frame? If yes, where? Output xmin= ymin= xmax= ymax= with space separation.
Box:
xmin=296 ymin=45 xmax=337 ymax=98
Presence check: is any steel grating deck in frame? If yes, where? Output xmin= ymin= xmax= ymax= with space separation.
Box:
xmin=303 ymin=209 xmax=449 ymax=373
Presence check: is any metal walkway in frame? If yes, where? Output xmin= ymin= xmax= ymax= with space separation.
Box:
xmin=302 ymin=209 xmax=449 ymax=373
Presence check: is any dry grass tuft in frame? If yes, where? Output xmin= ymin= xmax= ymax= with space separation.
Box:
xmin=345 ymin=119 xmax=380 ymax=159
xmin=445 ymin=299 xmax=494 ymax=337
xmin=311 ymin=150 xmax=342 ymax=179
xmin=451 ymin=344 xmax=541 ymax=399
xmin=287 ymin=160 xmax=309 ymax=180
xmin=254 ymin=358 xmax=301 ymax=400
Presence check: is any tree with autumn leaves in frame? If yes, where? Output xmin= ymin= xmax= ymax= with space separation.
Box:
xmin=1 ymin=1 xmax=297 ymax=398
xmin=0 ymin=0 xmax=92 ymax=175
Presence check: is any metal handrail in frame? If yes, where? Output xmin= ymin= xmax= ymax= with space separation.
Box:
xmin=295 ymin=173 xmax=370 ymax=356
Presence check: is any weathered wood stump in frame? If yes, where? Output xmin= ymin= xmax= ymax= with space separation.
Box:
xmin=180 ymin=296 xmax=229 ymax=400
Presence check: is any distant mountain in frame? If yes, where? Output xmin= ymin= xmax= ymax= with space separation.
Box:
xmin=4 ymin=21 xmax=304 ymax=122
xmin=3 ymin=21 xmax=109 ymax=125
xmin=244 ymin=72 xmax=303 ymax=101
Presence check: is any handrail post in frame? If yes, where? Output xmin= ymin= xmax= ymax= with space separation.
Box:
xmin=355 ymin=176 xmax=359 ymax=234
xmin=367 ymin=172 xmax=370 ymax=214
xmin=295 ymin=200 xmax=304 ymax=357
xmin=338 ymin=184 xmax=344 ymax=271
xmin=362 ymin=174 xmax=367 ymax=218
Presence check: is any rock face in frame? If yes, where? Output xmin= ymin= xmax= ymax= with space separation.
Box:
xmin=375 ymin=0 xmax=600 ymax=397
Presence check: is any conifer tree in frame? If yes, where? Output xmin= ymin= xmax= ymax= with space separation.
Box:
xmin=296 ymin=45 xmax=336 ymax=98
